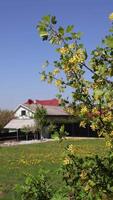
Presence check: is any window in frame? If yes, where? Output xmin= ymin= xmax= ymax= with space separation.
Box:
xmin=21 ymin=110 xmax=26 ymax=116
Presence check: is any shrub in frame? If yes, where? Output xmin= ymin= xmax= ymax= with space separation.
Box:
xmin=15 ymin=173 xmax=52 ymax=200
xmin=62 ymin=145 xmax=113 ymax=200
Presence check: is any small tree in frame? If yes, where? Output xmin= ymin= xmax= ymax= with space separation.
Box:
xmin=34 ymin=106 xmax=48 ymax=140
xmin=0 ymin=109 xmax=14 ymax=132
xmin=22 ymin=125 xmax=37 ymax=140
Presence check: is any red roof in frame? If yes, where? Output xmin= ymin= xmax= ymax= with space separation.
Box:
xmin=25 ymin=98 xmax=59 ymax=106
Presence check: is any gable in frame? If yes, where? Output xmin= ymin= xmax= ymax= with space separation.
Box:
xmin=14 ymin=105 xmax=34 ymax=118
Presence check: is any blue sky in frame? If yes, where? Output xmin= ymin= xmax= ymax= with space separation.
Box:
xmin=0 ymin=0 xmax=113 ymax=109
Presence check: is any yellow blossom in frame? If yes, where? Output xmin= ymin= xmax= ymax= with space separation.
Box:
xmin=41 ymin=75 xmax=46 ymax=81
xmin=69 ymin=56 xmax=77 ymax=64
xmin=84 ymin=184 xmax=91 ymax=192
xmin=53 ymin=68 xmax=60 ymax=75
xmin=80 ymin=121 xmax=86 ymax=128
xmin=80 ymin=170 xmax=87 ymax=180
xmin=106 ymin=140 xmax=112 ymax=148
xmin=69 ymin=43 xmax=76 ymax=49
xmin=63 ymin=157 xmax=70 ymax=165
xmin=65 ymin=107 xmax=74 ymax=115
xmin=68 ymin=49 xmax=85 ymax=64
xmin=59 ymin=47 xmax=69 ymax=54
xmin=109 ymin=12 xmax=113 ymax=21
xmin=80 ymin=106 xmax=88 ymax=114
xmin=92 ymin=107 xmax=100 ymax=115
xmin=67 ymin=144 xmax=75 ymax=154
xmin=55 ymin=79 xmax=62 ymax=87
xmin=103 ymin=112 xmax=112 ymax=122
xmin=90 ymin=124 xmax=97 ymax=131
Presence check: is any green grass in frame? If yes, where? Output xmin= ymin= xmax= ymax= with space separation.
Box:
xmin=0 ymin=138 xmax=108 ymax=199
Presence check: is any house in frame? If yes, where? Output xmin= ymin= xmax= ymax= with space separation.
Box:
xmin=4 ymin=98 xmax=97 ymax=140
xmin=4 ymin=99 xmax=70 ymax=140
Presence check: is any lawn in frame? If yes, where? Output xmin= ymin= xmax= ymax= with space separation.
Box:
xmin=0 ymin=138 xmax=108 ymax=200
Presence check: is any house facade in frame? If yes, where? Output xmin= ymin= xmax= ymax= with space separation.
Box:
xmin=4 ymin=99 xmax=71 ymax=140
xmin=4 ymin=98 xmax=97 ymax=140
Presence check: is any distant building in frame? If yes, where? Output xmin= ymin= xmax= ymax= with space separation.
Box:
xmin=4 ymin=98 xmax=96 ymax=140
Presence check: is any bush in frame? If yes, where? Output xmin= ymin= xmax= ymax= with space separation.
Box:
xmin=62 ymin=145 xmax=113 ymax=200
xmin=15 ymin=173 xmax=52 ymax=200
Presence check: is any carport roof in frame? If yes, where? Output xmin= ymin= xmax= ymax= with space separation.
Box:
xmin=4 ymin=119 xmax=35 ymax=130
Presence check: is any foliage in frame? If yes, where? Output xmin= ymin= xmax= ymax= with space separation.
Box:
xmin=15 ymin=173 xmax=52 ymax=200
xmin=34 ymin=106 xmax=48 ymax=139
xmin=21 ymin=125 xmax=37 ymax=140
xmin=55 ymin=124 xmax=69 ymax=141
xmin=49 ymin=123 xmax=69 ymax=140
xmin=62 ymin=144 xmax=113 ymax=200
xmin=22 ymin=125 xmax=36 ymax=134
xmin=0 ymin=109 xmax=14 ymax=132
xmin=37 ymin=13 xmax=113 ymax=147
xmin=47 ymin=123 xmax=56 ymax=134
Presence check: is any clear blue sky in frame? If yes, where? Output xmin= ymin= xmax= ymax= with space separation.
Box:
xmin=0 ymin=0 xmax=113 ymax=109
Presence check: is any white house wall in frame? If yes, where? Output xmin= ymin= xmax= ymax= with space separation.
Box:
xmin=15 ymin=106 xmax=33 ymax=119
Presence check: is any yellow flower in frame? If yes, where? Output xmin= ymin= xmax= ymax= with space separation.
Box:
xmin=53 ymin=68 xmax=60 ymax=75
xmin=80 ymin=106 xmax=88 ymax=114
xmin=90 ymin=124 xmax=97 ymax=131
xmin=80 ymin=170 xmax=87 ymax=180
xmin=106 ymin=140 xmax=112 ymax=148
xmin=92 ymin=107 xmax=100 ymax=115
xmin=63 ymin=157 xmax=70 ymax=165
xmin=69 ymin=49 xmax=85 ymax=64
xmin=65 ymin=107 xmax=74 ymax=115
xmin=84 ymin=184 xmax=91 ymax=192
xmin=109 ymin=12 xmax=113 ymax=21
xmin=103 ymin=112 xmax=112 ymax=122
xmin=80 ymin=121 xmax=86 ymax=128
xmin=41 ymin=75 xmax=46 ymax=81
xmin=69 ymin=43 xmax=76 ymax=49
xmin=69 ymin=56 xmax=77 ymax=64
xmin=59 ymin=47 xmax=69 ymax=54
xmin=55 ymin=79 xmax=62 ymax=87
xmin=67 ymin=144 xmax=75 ymax=154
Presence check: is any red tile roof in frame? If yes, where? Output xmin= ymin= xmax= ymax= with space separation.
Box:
xmin=25 ymin=98 xmax=59 ymax=106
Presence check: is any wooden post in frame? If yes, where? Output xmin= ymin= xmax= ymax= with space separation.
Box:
xmin=17 ymin=129 xmax=19 ymax=141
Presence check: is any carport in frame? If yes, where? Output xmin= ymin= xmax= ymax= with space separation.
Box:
xmin=4 ymin=119 xmax=35 ymax=140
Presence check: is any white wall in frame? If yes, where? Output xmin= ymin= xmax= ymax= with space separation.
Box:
xmin=15 ymin=106 xmax=34 ymax=119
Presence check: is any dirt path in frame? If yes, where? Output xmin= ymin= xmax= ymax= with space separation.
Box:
xmin=0 ymin=137 xmax=101 ymax=147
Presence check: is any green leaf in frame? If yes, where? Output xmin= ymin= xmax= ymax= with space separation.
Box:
xmin=71 ymin=32 xmax=77 ymax=39
xmin=42 ymin=15 xmax=50 ymax=23
xmin=104 ymin=36 xmax=113 ymax=48
xmin=66 ymin=25 xmax=74 ymax=33
xmin=51 ymin=16 xmax=57 ymax=24
xmin=109 ymin=186 xmax=113 ymax=192
xmin=38 ymin=25 xmax=48 ymax=38
xmin=65 ymin=36 xmax=72 ymax=41
xmin=40 ymin=31 xmax=48 ymax=38
xmin=58 ymin=26 xmax=64 ymax=35
xmin=94 ymin=89 xmax=103 ymax=99
xmin=109 ymin=68 xmax=113 ymax=76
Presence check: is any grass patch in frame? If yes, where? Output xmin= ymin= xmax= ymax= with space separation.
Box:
xmin=0 ymin=138 xmax=108 ymax=199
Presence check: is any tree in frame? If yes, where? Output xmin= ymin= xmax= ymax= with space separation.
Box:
xmin=37 ymin=13 xmax=113 ymax=148
xmin=34 ymin=106 xmax=48 ymax=140
xmin=0 ymin=109 xmax=14 ymax=132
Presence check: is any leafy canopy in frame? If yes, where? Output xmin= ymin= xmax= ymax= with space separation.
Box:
xmin=37 ymin=13 xmax=113 ymax=148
